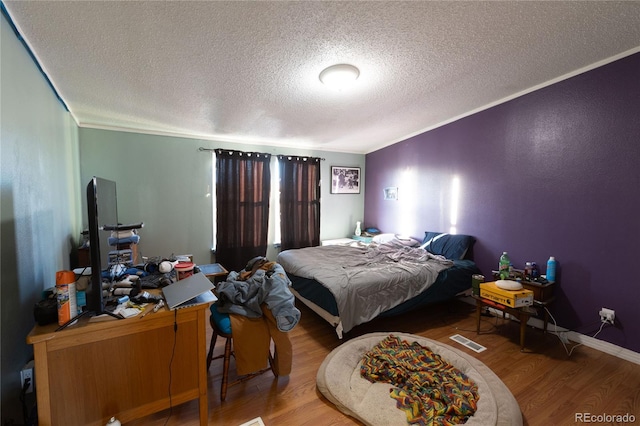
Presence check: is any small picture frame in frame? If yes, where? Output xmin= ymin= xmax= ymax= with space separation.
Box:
xmin=331 ymin=166 xmax=360 ymax=194
xmin=383 ymin=187 xmax=398 ymax=200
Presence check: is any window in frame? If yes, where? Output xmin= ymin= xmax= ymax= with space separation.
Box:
xmin=278 ymin=155 xmax=321 ymax=250
xmin=211 ymin=150 xmax=321 ymax=269
xmin=213 ymin=149 xmax=271 ymax=272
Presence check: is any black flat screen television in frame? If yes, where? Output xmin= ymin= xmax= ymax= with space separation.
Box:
xmin=85 ymin=176 xmax=118 ymax=314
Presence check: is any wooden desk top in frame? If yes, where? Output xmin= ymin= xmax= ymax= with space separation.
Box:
xmin=27 ymin=297 xmax=207 ymax=346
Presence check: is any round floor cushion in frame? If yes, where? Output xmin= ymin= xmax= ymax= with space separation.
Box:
xmin=316 ymin=332 xmax=522 ymax=426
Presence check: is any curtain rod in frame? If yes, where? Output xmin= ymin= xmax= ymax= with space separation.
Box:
xmin=198 ymin=147 xmax=325 ymax=161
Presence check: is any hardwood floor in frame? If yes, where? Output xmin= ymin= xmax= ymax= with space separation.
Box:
xmin=128 ymin=299 xmax=640 ymax=426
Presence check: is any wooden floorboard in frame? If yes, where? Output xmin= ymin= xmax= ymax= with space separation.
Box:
xmin=126 ymin=298 xmax=640 ymax=426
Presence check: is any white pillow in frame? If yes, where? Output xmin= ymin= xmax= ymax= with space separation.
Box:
xmin=372 ymin=233 xmax=420 ymax=247
xmin=371 ymin=233 xmax=396 ymax=244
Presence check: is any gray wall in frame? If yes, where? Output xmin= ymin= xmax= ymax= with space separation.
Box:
xmin=79 ymin=128 xmax=365 ymax=266
xmin=365 ymin=52 xmax=640 ymax=353
xmin=1 ymin=13 xmax=81 ymax=423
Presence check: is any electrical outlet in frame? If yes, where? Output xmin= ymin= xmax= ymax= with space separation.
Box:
xmin=599 ymin=307 xmax=615 ymax=324
xmin=20 ymin=360 xmax=34 ymax=393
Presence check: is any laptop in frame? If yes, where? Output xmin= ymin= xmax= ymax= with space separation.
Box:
xmin=162 ymin=272 xmax=217 ymax=310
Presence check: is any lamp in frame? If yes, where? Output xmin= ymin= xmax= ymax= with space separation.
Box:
xmin=319 ymin=64 xmax=360 ymax=90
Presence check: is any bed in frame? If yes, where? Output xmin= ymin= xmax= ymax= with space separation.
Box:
xmin=277 ymin=232 xmax=481 ymax=338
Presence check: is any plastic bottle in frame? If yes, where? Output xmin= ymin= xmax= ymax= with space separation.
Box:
xmin=106 ymin=417 xmax=121 ymax=426
xmin=498 ymin=252 xmax=511 ymax=280
xmin=531 ymin=262 xmax=540 ymax=280
xmin=354 ymin=221 xmax=361 ymax=237
xmin=546 ymin=256 xmax=557 ymax=283
xmin=524 ymin=262 xmax=532 ymax=280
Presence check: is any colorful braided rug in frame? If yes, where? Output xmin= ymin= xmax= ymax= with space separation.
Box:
xmin=360 ymin=334 xmax=479 ymax=425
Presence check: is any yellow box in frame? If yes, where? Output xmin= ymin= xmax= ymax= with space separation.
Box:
xmin=479 ymin=281 xmax=534 ymax=308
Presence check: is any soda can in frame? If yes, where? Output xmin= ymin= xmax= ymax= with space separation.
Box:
xmin=471 ymin=274 xmax=485 ymax=296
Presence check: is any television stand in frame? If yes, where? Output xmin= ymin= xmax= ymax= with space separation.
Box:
xmin=55 ymin=309 xmax=121 ymax=331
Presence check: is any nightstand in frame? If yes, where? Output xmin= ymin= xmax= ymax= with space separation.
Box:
xmin=321 ymin=237 xmax=372 ymax=246
xmin=473 ymin=295 xmax=533 ymax=350
xmin=491 ymin=272 xmax=556 ymax=333
xmin=321 ymin=238 xmax=356 ymax=246
xmin=199 ymin=263 xmax=229 ymax=283
xmin=520 ymin=280 xmax=556 ymax=333
xmin=476 ymin=278 xmax=556 ymax=350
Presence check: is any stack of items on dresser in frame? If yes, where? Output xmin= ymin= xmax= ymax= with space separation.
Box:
xmin=103 ymin=254 xmax=200 ymax=317
xmin=108 ymin=228 xmax=141 ymax=266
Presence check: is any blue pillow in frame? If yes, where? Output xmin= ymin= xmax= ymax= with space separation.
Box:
xmin=421 ymin=232 xmax=475 ymax=260
xmin=210 ymin=303 xmax=232 ymax=334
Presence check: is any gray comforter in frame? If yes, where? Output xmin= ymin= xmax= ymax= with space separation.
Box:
xmin=277 ymin=240 xmax=453 ymax=333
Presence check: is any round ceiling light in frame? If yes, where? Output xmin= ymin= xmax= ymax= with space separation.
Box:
xmin=319 ymin=64 xmax=360 ymax=90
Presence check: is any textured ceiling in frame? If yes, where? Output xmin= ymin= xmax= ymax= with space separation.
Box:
xmin=4 ymin=1 xmax=640 ymax=154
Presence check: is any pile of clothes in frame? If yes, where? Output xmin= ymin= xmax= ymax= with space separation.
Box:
xmin=214 ymin=257 xmax=301 ymax=375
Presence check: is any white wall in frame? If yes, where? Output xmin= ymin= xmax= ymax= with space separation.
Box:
xmin=1 ymin=13 xmax=80 ymax=423
xmin=78 ymin=128 xmax=365 ymax=266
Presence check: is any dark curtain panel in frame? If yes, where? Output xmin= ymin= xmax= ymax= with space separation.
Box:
xmin=278 ymin=155 xmax=321 ymax=250
xmin=216 ymin=149 xmax=271 ymax=272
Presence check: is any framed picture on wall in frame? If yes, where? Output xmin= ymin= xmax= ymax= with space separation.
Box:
xmin=331 ymin=166 xmax=360 ymax=194
xmin=383 ymin=187 xmax=398 ymax=200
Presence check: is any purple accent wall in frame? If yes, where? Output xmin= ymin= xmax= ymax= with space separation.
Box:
xmin=365 ymin=53 xmax=640 ymax=353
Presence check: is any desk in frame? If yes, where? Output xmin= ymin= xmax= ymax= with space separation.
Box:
xmin=27 ymin=301 xmax=209 ymax=426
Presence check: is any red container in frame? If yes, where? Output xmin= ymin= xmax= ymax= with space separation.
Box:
xmin=175 ymin=262 xmax=194 ymax=281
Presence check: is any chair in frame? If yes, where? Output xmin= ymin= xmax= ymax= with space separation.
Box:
xmin=206 ymin=304 xmax=276 ymax=401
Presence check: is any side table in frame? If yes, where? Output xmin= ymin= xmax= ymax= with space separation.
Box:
xmin=199 ymin=263 xmax=229 ymax=284
xmin=474 ymin=295 xmax=533 ymax=351
xmin=321 ymin=236 xmax=373 ymax=246
xmin=489 ymin=274 xmax=556 ymax=333
xmin=321 ymin=238 xmax=356 ymax=246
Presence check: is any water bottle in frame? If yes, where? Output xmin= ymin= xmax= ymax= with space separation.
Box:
xmin=498 ymin=252 xmax=510 ymax=280
xmin=546 ymin=256 xmax=557 ymax=283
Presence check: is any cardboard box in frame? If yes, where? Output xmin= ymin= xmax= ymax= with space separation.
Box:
xmin=480 ymin=281 xmax=534 ymax=308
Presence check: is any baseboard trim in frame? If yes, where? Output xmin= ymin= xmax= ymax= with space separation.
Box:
xmin=461 ymin=296 xmax=640 ymax=365
xmin=566 ymin=330 xmax=640 ymax=365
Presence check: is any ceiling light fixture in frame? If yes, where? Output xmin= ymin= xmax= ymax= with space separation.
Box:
xmin=319 ymin=64 xmax=360 ymax=90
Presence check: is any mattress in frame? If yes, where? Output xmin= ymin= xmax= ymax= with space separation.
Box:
xmin=278 ymin=242 xmax=481 ymax=336
xmin=289 ymin=259 xmax=480 ymax=318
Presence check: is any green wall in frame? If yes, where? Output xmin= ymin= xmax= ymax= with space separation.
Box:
xmin=79 ymin=128 xmax=365 ymax=264
xmin=1 ymin=9 xmax=364 ymax=423
xmin=1 ymin=13 xmax=81 ymax=423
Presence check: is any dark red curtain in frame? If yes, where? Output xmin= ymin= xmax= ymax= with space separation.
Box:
xmin=278 ymin=155 xmax=321 ymax=250
xmin=215 ymin=149 xmax=271 ymax=272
